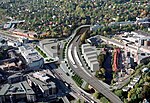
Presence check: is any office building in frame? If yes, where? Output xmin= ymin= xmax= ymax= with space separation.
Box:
xmin=0 ymin=81 xmax=36 ymax=103
xmin=8 ymin=73 xmax=24 ymax=84
xmin=19 ymin=44 xmax=44 ymax=69
xmin=39 ymin=39 xmax=58 ymax=59
xmin=122 ymin=31 xmax=150 ymax=47
xmin=81 ymin=43 xmax=99 ymax=71
xmin=27 ymin=72 xmax=57 ymax=98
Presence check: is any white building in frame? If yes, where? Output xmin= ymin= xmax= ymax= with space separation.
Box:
xmin=33 ymin=72 xmax=50 ymax=82
xmin=141 ymin=68 xmax=149 ymax=73
xmin=19 ymin=44 xmax=44 ymax=69
xmin=121 ymin=31 xmax=150 ymax=64
xmin=7 ymin=40 xmax=22 ymax=47
xmin=18 ymin=37 xmax=29 ymax=43
xmin=90 ymin=24 xmax=101 ymax=31
xmin=123 ymin=31 xmax=150 ymax=47
xmin=27 ymin=72 xmax=57 ymax=97
xmin=39 ymin=39 xmax=58 ymax=59
xmin=81 ymin=43 xmax=99 ymax=72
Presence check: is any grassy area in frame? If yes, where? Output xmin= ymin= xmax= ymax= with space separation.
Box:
xmin=72 ymin=74 xmax=83 ymax=87
xmin=35 ymin=46 xmax=47 ymax=58
xmin=62 ymin=42 xmax=68 ymax=59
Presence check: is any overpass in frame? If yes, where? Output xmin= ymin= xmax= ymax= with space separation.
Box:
xmin=66 ymin=25 xmax=123 ymax=103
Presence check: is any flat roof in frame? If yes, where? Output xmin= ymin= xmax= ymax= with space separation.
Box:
xmin=40 ymin=39 xmax=57 ymax=45
xmin=19 ymin=44 xmax=43 ymax=63
xmin=82 ymin=44 xmax=91 ymax=47
xmin=128 ymin=83 xmax=135 ymax=87
xmin=86 ymin=54 xmax=97 ymax=58
xmin=27 ymin=75 xmax=48 ymax=91
xmin=0 ymin=84 xmax=10 ymax=95
xmin=133 ymin=30 xmax=150 ymax=37
xmin=33 ymin=72 xmax=50 ymax=82
xmin=90 ymin=60 xmax=99 ymax=65
xmin=83 ymin=47 xmax=93 ymax=52
xmin=27 ymin=75 xmax=55 ymax=91
xmin=85 ymin=50 xmax=97 ymax=55
xmin=88 ymin=56 xmax=97 ymax=61
xmin=40 ymin=39 xmax=58 ymax=55
xmin=122 ymin=86 xmax=130 ymax=91
xmin=0 ymin=81 xmax=35 ymax=96
xmin=82 ymin=45 xmax=93 ymax=49
xmin=44 ymin=43 xmax=57 ymax=54
xmin=8 ymin=73 xmax=22 ymax=79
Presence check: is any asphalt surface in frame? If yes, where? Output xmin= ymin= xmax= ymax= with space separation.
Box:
xmin=66 ymin=25 xmax=123 ymax=103
xmin=47 ymin=63 xmax=99 ymax=103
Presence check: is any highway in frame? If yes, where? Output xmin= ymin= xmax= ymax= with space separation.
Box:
xmin=66 ymin=25 xmax=123 ymax=103
xmin=0 ymin=30 xmax=18 ymax=41
xmin=46 ymin=64 xmax=99 ymax=103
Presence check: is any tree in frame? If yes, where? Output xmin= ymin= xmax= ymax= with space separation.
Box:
xmin=136 ymin=87 xmax=142 ymax=95
xmin=131 ymin=93 xmax=137 ymax=102
xmin=113 ymin=72 xmax=117 ymax=79
xmin=124 ymin=98 xmax=128 ymax=103
xmin=76 ymin=99 xmax=85 ymax=103
xmin=100 ymin=68 xmax=106 ymax=74
xmin=76 ymin=99 xmax=80 ymax=103
xmin=97 ymin=54 xmax=105 ymax=66
xmin=93 ymin=91 xmax=100 ymax=99
xmin=128 ymin=91 xmax=132 ymax=101
xmin=81 ymin=19 xmax=86 ymax=24
xmin=80 ymin=30 xmax=88 ymax=43
xmin=128 ymin=88 xmax=136 ymax=101
xmin=139 ymin=79 xmax=144 ymax=85
xmin=114 ymin=90 xmax=123 ymax=97
xmin=63 ymin=27 xmax=69 ymax=34
xmin=0 ymin=53 xmax=3 ymax=60
xmin=141 ymin=85 xmax=150 ymax=99
xmin=1 ymin=39 xmax=6 ymax=44
xmin=100 ymin=97 xmax=110 ymax=103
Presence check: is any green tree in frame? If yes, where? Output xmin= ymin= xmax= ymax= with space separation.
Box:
xmin=100 ymin=97 xmax=110 ymax=103
xmin=80 ymin=30 xmax=88 ymax=43
xmin=0 ymin=53 xmax=3 ymax=60
xmin=114 ymin=90 xmax=123 ymax=97
xmin=128 ymin=90 xmax=132 ymax=101
xmin=97 ymin=54 xmax=105 ymax=66
xmin=93 ymin=91 xmax=100 ymax=99
xmin=76 ymin=99 xmax=81 ymax=103
xmin=100 ymin=68 xmax=106 ymax=74
xmin=123 ymin=98 xmax=128 ymax=103
xmin=141 ymin=85 xmax=150 ymax=99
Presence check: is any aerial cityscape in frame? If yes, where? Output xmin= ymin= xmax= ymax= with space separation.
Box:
xmin=0 ymin=0 xmax=149 ymax=103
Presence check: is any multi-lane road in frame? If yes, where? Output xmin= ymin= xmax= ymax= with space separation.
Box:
xmin=66 ymin=25 xmax=123 ymax=103
xmin=46 ymin=64 xmax=99 ymax=103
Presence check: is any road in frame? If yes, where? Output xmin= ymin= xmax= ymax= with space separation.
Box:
xmin=0 ymin=30 xmax=18 ymax=41
xmin=99 ymin=35 xmax=150 ymax=88
xmin=62 ymin=96 xmax=70 ymax=103
xmin=46 ymin=63 xmax=99 ymax=103
xmin=66 ymin=25 xmax=123 ymax=103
